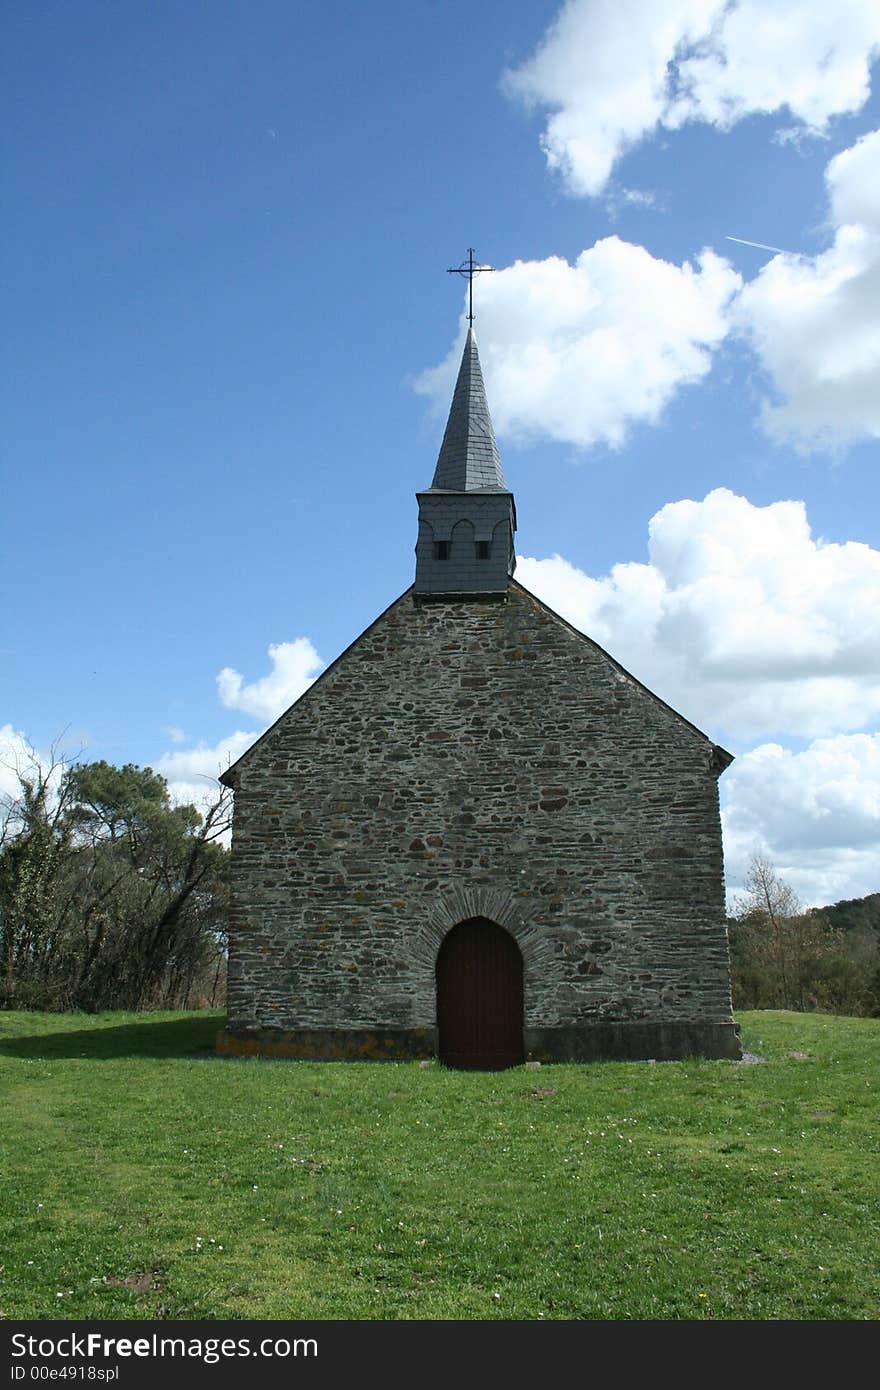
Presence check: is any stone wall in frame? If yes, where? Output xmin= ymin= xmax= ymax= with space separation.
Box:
xmin=220 ymin=582 xmax=739 ymax=1060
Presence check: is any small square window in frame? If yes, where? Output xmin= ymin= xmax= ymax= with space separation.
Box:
xmin=476 ymin=540 xmax=491 ymax=560
xmin=435 ymin=540 xmax=449 ymax=561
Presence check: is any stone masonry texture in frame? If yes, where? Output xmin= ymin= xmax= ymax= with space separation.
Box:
xmin=220 ymin=581 xmax=739 ymax=1061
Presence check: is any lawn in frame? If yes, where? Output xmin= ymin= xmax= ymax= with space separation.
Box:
xmin=1 ymin=1009 xmax=877 ymax=1320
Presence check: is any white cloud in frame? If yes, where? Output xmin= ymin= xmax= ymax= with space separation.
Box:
xmin=517 ymin=487 xmax=880 ymax=740
xmin=416 ymin=241 xmax=740 ymax=449
xmin=612 ymin=187 xmax=659 ymax=212
xmin=829 ymin=125 xmax=880 ymax=228
xmin=217 ymin=637 xmax=324 ymax=723
xmin=155 ymin=730 xmax=260 ymax=824
xmin=735 ymin=127 xmax=880 ymax=449
xmin=0 ymin=724 xmax=43 ymax=808
xmin=155 ymin=731 xmax=259 ymax=789
xmin=506 ymin=0 xmax=880 ymax=196
xmin=519 ymin=487 xmax=880 ymax=907
xmin=666 ymin=1 xmax=880 ymax=131
xmin=153 ymin=636 xmax=324 ymax=818
xmin=721 ymin=734 xmax=880 ymax=905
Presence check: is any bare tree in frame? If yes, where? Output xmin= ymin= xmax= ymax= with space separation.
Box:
xmin=729 ymin=853 xmax=861 ymax=1013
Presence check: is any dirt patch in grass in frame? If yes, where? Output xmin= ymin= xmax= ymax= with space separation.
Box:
xmin=106 ymin=1271 xmax=163 ymax=1295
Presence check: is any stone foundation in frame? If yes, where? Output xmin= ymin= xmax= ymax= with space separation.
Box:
xmin=525 ymin=1020 xmax=742 ymax=1062
xmin=216 ymin=1020 xmax=741 ymax=1064
xmin=216 ymin=1026 xmax=436 ymax=1061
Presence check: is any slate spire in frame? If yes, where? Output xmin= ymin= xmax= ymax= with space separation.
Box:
xmin=414 ymin=328 xmax=516 ymax=597
xmin=431 ymin=328 xmax=508 ymax=492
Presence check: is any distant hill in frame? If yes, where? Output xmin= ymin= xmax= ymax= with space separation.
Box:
xmin=809 ymin=892 xmax=880 ymax=935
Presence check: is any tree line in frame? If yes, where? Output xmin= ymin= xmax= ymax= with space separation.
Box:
xmin=1 ymin=746 xmax=229 ymax=1012
xmin=728 ymin=856 xmax=880 ymax=1016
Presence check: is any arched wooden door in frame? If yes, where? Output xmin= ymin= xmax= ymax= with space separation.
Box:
xmin=436 ymin=918 xmax=524 ymax=1070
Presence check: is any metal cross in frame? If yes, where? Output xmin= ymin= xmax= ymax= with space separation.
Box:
xmin=447 ymin=247 xmax=496 ymax=324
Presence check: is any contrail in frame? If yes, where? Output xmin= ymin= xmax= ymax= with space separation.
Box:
xmin=725 ymin=235 xmax=791 ymax=255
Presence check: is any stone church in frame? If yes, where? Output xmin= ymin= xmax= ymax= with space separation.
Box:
xmin=217 ymin=326 xmax=740 ymax=1066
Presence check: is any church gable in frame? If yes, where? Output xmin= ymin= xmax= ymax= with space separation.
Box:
xmin=226 ymin=577 xmax=727 ymax=793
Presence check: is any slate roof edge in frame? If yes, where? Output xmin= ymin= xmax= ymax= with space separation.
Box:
xmin=219 ymin=584 xmax=417 ymax=787
xmin=510 ymin=577 xmax=734 ymax=774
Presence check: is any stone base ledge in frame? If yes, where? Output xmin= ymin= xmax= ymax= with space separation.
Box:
xmin=525 ymin=1020 xmax=742 ymax=1062
xmin=217 ymin=1020 xmax=741 ymax=1063
xmin=216 ymin=1026 xmax=436 ymax=1061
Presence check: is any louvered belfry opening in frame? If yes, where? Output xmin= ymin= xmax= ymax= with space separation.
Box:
xmin=436 ymin=917 xmax=525 ymax=1070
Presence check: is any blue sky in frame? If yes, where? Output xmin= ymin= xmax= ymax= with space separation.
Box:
xmin=3 ymin=0 xmax=880 ymax=907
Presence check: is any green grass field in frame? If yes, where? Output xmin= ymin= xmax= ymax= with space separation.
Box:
xmin=1 ymin=1009 xmax=877 ymax=1320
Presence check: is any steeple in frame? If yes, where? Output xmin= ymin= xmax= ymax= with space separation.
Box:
xmin=431 ymin=328 xmax=507 ymax=492
xmin=414 ymin=329 xmax=516 ymax=597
